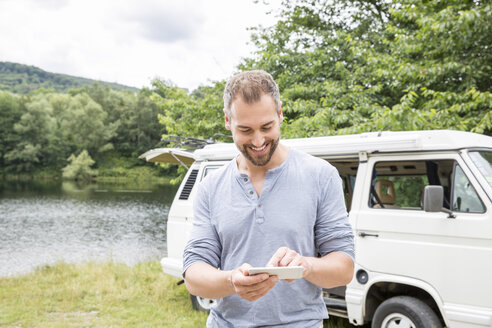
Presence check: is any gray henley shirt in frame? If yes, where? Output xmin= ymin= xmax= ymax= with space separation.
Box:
xmin=183 ymin=148 xmax=354 ymax=328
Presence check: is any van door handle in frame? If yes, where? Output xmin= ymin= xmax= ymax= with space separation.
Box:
xmin=359 ymin=232 xmax=379 ymax=238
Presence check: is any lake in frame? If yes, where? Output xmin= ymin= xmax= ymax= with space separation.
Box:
xmin=0 ymin=179 xmax=178 ymax=277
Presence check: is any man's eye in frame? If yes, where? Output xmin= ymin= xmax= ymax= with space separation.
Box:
xmin=261 ymin=126 xmax=272 ymax=131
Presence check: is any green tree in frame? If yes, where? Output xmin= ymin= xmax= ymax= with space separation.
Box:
xmin=70 ymin=83 xmax=126 ymax=128
xmin=62 ymin=149 xmax=97 ymax=181
xmin=151 ymin=80 xmax=228 ymax=141
xmin=45 ymin=92 xmax=74 ymax=168
xmin=0 ymin=91 xmax=21 ymax=173
xmin=112 ymin=88 xmax=165 ymax=157
xmin=60 ymin=93 xmax=117 ymax=155
xmin=70 ymin=84 xmax=165 ymax=157
xmin=4 ymin=95 xmax=56 ymax=172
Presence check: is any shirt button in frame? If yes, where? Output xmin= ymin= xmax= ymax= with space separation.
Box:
xmin=256 ymin=219 xmax=264 ymax=224
xmin=243 ymin=177 xmax=248 ymax=182
xmin=258 ymin=204 xmax=261 ymax=208
xmin=249 ymin=190 xmax=254 ymax=195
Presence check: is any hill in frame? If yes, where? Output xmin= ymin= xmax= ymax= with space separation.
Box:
xmin=0 ymin=61 xmax=138 ymax=94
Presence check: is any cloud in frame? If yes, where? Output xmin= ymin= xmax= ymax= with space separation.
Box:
xmin=117 ymin=0 xmax=205 ymax=43
xmin=1 ymin=0 xmax=71 ymax=10
xmin=34 ymin=0 xmax=70 ymax=10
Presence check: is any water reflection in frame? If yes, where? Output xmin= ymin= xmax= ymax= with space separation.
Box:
xmin=0 ymin=180 xmax=178 ymax=277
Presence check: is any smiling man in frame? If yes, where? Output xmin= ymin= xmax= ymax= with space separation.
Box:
xmin=183 ymin=70 xmax=354 ymax=328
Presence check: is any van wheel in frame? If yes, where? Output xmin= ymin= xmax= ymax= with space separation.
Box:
xmin=190 ymin=294 xmax=216 ymax=312
xmin=372 ymin=296 xmax=441 ymax=328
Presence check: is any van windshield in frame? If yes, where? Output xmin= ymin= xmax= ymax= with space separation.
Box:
xmin=469 ymin=151 xmax=492 ymax=189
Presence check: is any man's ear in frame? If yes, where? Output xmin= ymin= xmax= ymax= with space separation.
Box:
xmin=279 ymin=106 xmax=284 ymax=123
xmin=224 ymin=110 xmax=231 ymax=130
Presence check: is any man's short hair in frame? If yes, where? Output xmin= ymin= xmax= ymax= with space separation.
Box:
xmin=223 ymin=70 xmax=281 ymax=118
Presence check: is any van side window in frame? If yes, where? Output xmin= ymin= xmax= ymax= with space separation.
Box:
xmin=340 ymin=175 xmax=356 ymax=211
xmin=372 ymin=175 xmax=428 ymax=209
xmin=369 ymin=160 xmax=455 ymax=210
xmin=469 ymin=151 xmax=492 ymax=189
xmin=452 ymin=165 xmax=485 ymax=213
xmin=330 ymin=161 xmax=358 ymax=212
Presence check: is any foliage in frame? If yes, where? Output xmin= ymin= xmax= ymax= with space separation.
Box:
xmin=0 ymin=85 xmax=165 ymax=177
xmin=0 ymin=61 xmax=137 ymax=94
xmin=62 ymin=150 xmax=98 ymax=181
xmin=0 ymin=91 xmax=21 ymax=170
xmin=69 ymin=84 xmax=166 ymax=157
xmin=62 ymin=93 xmax=117 ymax=154
xmin=96 ymin=150 xmax=177 ymax=181
xmin=151 ymin=80 xmax=228 ymax=141
xmin=112 ymin=88 xmax=165 ymax=157
xmin=4 ymin=95 xmax=56 ymax=173
xmin=239 ymin=0 xmax=492 ymax=137
xmin=0 ymin=64 xmax=162 ymax=179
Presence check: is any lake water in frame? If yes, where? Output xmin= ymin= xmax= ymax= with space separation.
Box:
xmin=0 ymin=180 xmax=178 ymax=277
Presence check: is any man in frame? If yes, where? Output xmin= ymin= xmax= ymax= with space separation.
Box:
xmin=183 ymin=70 xmax=354 ymax=327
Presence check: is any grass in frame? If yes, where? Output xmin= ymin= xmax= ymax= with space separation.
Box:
xmin=0 ymin=261 xmax=353 ymax=327
xmin=95 ymin=166 xmax=173 ymax=184
xmin=2 ymin=152 xmax=179 ymax=185
xmin=0 ymin=261 xmax=207 ymax=327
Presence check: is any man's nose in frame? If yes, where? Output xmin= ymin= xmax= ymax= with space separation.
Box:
xmin=252 ymin=131 xmax=265 ymax=147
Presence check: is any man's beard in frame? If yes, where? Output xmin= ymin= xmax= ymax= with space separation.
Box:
xmin=239 ymin=137 xmax=280 ymax=167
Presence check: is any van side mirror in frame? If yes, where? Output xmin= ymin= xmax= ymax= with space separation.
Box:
xmin=423 ymin=186 xmax=456 ymax=218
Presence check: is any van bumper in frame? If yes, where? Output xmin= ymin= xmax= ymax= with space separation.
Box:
xmin=160 ymin=257 xmax=183 ymax=279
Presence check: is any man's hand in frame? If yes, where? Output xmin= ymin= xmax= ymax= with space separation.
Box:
xmin=266 ymin=247 xmax=354 ymax=288
xmin=231 ymin=263 xmax=278 ymax=301
xmin=266 ymin=247 xmax=313 ymax=282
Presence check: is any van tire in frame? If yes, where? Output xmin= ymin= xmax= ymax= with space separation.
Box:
xmin=190 ymin=294 xmax=216 ymax=312
xmin=371 ymin=296 xmax=441 ymax=328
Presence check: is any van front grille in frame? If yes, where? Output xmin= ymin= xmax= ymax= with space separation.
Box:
xmin=179 ymin=169 xmax=199 ymax=200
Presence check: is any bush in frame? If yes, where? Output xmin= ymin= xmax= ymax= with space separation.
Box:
xmin=62 ymin=150 xmax=97 ymax=181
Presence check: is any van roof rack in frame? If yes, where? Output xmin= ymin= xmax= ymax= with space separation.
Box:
xmin=161 ymin=134 xmax=232 ymax=149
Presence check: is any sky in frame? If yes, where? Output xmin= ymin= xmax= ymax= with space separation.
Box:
xmin=0 ymin=0 xmax=281 ymax=91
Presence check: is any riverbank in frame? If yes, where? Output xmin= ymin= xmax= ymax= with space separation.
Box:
xmin=1 ymin=152 xmax=179 ymax=185
xmin=2 ymin=165 xmax=175 ymax=185
xmin=0 ymin=261 xmax=353 ymax=327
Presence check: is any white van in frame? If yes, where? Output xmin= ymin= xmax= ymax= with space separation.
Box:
xmin=140 ymin=130 xmax=492 ymax=328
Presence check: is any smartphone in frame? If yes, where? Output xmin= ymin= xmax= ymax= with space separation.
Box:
xmin=248 ymin=266 xmax=303 ymax=280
